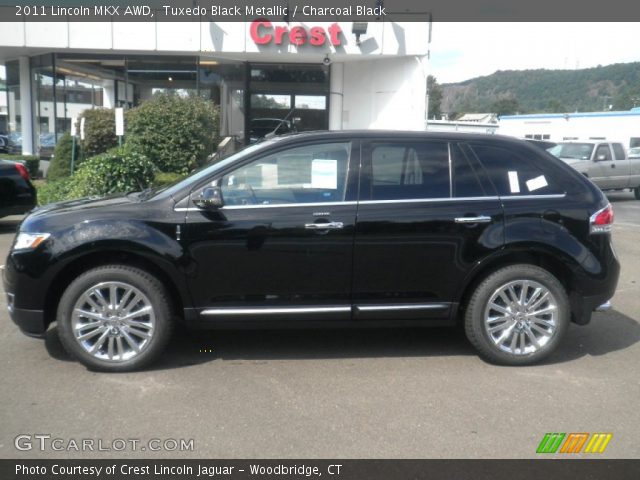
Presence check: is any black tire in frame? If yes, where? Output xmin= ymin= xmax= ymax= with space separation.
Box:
xmin=57 ymin=265 xmax=173 ymax=372
xmin=464 ymin=264 xmax=569 ymax=366
xmin=634 ymin=186 xmax=640 ymax=200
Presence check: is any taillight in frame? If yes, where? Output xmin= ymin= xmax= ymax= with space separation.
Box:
xmin=14 ymin=162 xmax=30 ymax=182
xmin=589 ymin=204 xmax=614 ymax=234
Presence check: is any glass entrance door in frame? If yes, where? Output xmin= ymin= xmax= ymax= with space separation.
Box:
xmin=247 ymin=63 xmax=329 ymax=144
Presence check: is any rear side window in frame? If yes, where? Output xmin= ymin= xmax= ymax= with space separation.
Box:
xmin=370 ymin=142 xmax=450 ymax=200
xmin=470 ymin=144 xmax=563 ymax=196
xmin=612 ymin=143 xmax=625 ymax=160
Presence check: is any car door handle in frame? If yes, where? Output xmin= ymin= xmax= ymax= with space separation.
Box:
xmin=454 ymin=215 xmax=492 ymax=224
xmin=305 ymin=221 xmax=344 ymax=230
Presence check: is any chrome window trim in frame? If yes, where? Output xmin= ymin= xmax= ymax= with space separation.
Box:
xmin=358 ymin=196 xmax=499 ymax=205
xmin=201 ymin=306 xmax=351 ymax=316
xmin=174 ymin=193 xmax=567 ymax=212
xmin=500 ymin=194 xmax=566 ymax=200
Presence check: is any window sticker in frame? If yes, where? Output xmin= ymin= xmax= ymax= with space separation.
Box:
xmin=526 ymin=175 xmax=548 ymax=192
xmin=508 ymin=171 xmax=521 ymax=193
xmin=311 ymin=159 xmax=338 ymax=189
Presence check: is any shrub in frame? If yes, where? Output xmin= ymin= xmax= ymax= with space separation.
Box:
xmin=72 ymin=146 xmax=156 ymax=197
xmin=126 ymin=93 xmax=219 ymax=174
xmin=36 ymin=178 xmax=76 ymax=205
xmin=36 ymin=146 xmax=156 ymax=205
xmin=153 ymin=171 xmax=186 ymax=188
xmin=24 ymin=158 xmax=40 ymax=179
xmin=78 ymin=108 xmax=118 ymax=157
xmin=47 ymin=132 xmax=79 ymax=181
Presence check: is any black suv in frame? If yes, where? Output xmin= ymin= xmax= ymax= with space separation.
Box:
xmin=4 ymin=132 xmax=619 ymax=371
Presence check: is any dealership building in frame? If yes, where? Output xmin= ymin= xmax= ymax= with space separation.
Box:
xmin=0 ymin=19 xmax=430 ymax=156
xmin=499 ymin=109 xmax=640 ymax=149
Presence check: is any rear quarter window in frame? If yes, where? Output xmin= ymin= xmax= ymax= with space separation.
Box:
xmin=469 ymin=143 xmax=564 ymax=196
xmin=612 ymin=143 xmax=626 ymax=160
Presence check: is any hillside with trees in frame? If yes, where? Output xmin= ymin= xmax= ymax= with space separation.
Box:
xmin=440 ymin=62 xmax=640 ymax=117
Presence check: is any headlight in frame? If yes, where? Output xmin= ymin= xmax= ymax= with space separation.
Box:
xmin=13 ymin=233 xmax=51 ymax=251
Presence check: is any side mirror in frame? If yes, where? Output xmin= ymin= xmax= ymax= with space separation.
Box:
xmin=595 ymin=154 xmax=607 ymax=162
xmin=193 ymin=186 xmax=223 ymax=210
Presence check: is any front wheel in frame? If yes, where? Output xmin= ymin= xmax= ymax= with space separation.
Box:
xmin=57 ymin=265 xmax=173 ymax=372
xmin=464 ymin=264 xmax=569 ymax=366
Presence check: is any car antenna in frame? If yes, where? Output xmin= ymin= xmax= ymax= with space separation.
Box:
xmin=264 ymin=108 xmax=296 ymax=140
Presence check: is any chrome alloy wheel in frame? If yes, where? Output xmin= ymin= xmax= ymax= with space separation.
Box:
xmin=483 ymin=280 xmax=558 ymax=355
xmin=71 ymin=281 xmax=156 ymax=362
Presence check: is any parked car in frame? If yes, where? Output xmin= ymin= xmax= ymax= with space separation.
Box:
xmin=4 ymin=132 xmax=619 ymax=371
xmin=548 ymin=141 xmax=640 ymax=199
xmin=0 ymin=135 xmax=9 ymax=154
xmin=0 ymin=159 xmax=37 ymax=218
xmin=38 ymin=133 xmax=57 ymax=160
xmin=524 ymin=138 xmax=556 ymax=150
xmin=629 ymin=147 xmax=640 ymax=159
xmin=6 ymin=133 xmax=22 ymax=154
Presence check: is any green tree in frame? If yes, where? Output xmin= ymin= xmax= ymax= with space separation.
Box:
xmin=126 ymin=93 xmax=219 ymax=174
xmin=427 ymin=75 xmax=443 ymax=119
xmin=545 ymin=99 xmax=567 ymax=113
xmin=492 ymin=98 xmax=520 ymax=116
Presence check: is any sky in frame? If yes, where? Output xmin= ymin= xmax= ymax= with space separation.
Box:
xmin=430 ymin=22 xmax=640 ymax=84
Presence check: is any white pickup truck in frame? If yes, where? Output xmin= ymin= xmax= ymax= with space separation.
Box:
xmin=548 ymin=141 xmax=640 ymax=199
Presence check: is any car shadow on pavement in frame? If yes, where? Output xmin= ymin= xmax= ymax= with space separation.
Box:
xmin=0 ymin=218 xmax=22 ymax=234
xmin=43 ymin=310 xmax=640 ymax=370
xmin=605 ymin=191 xmax=637 ymax=203
xmin=549 ymin=310 xmax=640 ymax=364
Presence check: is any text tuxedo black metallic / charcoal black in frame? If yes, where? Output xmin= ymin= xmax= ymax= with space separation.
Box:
xmin=3 ymin=131 xmax=620 ymax=370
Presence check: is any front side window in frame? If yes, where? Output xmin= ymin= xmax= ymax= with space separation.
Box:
xmin=470 ymin=144 xmax=563 ymax=196
xmin=370 ymin=142 xmax=450 ymax=200
xmin=595 ymin=145 xmax=612 ymax=161
xmin=548 ymin=143 xmax=594 ymax=160
xmin=220 ymin=142 xmax=351 ymax=205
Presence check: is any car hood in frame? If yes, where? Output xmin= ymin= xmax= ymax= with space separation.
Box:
xmin=559 ymin=157 xmax=589 ymax=166
xmin=28 ymin=194 xmax=134 ymax=219
xmin=20 ymin=193 xmax=152 ymax=234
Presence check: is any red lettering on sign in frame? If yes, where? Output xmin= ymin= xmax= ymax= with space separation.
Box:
xmin=249 ymin=20 xmax=343 ymax=47
xmin=289 ymin=26 xmax=307 ymax=46
xmin=250 ymin=20 xmax=272 ymax=45
xmin=309 ymin=26 xmax=326 ymax=46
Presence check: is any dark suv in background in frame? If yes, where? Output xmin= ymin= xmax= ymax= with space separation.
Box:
xmin=4 ymin=132 xmax=619 ymax=371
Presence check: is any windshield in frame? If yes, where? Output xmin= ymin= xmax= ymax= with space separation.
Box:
xmin=547 ymin=143 xmax=594 ymax=160
xmin=148 ymin=139 xmax=281 ymax=201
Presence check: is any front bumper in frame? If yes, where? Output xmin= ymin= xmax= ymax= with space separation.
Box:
xmin=7 ymin=301 xmax=46 ymax=338
xmin=3 ymin=263 xmax=47 ymax=338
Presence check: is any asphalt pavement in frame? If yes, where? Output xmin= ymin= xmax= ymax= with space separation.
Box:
xmin=0 ymin=191 xmax=638 ymax=459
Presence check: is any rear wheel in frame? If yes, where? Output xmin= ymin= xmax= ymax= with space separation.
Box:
xmin=57 ymin=265 xmax=173 ymax=372
xmin=464 ymin=264 xmax=569 ymax=365
xmin=634 ymin=185 xmax=640 ymax=200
